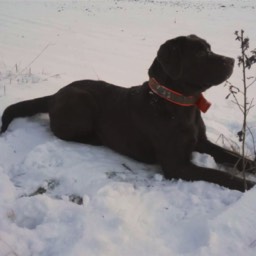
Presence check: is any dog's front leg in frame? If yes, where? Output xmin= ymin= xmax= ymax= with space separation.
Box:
xmin=196 ymin=139 xmax=255 ymax=173
xmin=161 ymin=160 xmax=255 ymax=192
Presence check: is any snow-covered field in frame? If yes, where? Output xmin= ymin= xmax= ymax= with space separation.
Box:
xmin=1 ymin=0 xmax=256 ymax=255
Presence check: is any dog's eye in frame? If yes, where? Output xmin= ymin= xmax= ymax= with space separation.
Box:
xmin=197 ymin=48 xmax=211 ymax=57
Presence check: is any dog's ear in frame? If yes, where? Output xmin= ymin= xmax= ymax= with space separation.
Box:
xmin=157 ymin=37 xmax=184 ymax=80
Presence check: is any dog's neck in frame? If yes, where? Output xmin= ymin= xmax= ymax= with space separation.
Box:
xmin=148 ymin=58 xmax=211 ymax=113
xmin=148 ymin=77 xmax=211 ymax=113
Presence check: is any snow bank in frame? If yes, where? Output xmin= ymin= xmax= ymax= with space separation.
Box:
xmin=1 ymin=0 xmax=256 ymax=255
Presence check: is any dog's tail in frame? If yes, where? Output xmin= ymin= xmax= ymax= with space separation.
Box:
xmin=1 ymin=95 xmax=53 ymax=133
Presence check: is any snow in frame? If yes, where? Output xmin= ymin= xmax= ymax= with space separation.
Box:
xmin=0 ymin=0 xmax=256 ymax=255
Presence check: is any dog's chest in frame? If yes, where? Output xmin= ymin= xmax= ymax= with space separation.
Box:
xmin=150 ymin=100 xmax=202 ymax=146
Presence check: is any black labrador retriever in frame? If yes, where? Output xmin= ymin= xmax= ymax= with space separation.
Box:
xmin=1 ymin=35 xmax=255 ymax=191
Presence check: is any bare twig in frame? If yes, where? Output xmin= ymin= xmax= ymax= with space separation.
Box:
xmin=17 ymin=43 xmax=54 ymax=76
xmin=225 ymin=30 xmax=256 ymax=190
xmin=247 ymin=126 xmax=256 ymax=160
xmin=247 ymin=77 xmax=256 ymax=88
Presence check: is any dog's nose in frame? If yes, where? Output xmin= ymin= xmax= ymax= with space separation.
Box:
xmin=227 ymin=57 xmax=235 ymax=66
xmin=223 ymin=57 xmax=235 ymax=67
xmin=229 ymin=57 xmax=235 ymax=65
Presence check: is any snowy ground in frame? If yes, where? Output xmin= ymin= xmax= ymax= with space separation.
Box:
xmin=1 ymin=0 xmax=256 ymax=255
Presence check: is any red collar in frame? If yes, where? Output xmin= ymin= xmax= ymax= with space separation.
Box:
xmin=148 ymin=77 xmax=211 ymax=113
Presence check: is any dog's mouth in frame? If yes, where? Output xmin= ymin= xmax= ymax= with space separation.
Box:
xmin=213 ymin=55 xmax=235 ymax=82
xmin=212 ymin=57 xmax=234 ymax=85
xmin=191 ymin=56 xmax=235 ymax=91
xmin=183 ymin=65 xmax=234 ymax=95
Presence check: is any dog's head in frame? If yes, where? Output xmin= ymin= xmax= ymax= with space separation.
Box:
xmin=149 ymin=35 xmax=234 ymax=95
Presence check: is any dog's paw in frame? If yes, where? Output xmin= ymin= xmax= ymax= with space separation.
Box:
xmin=236 ymin=158 xmax=256 ymax=174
